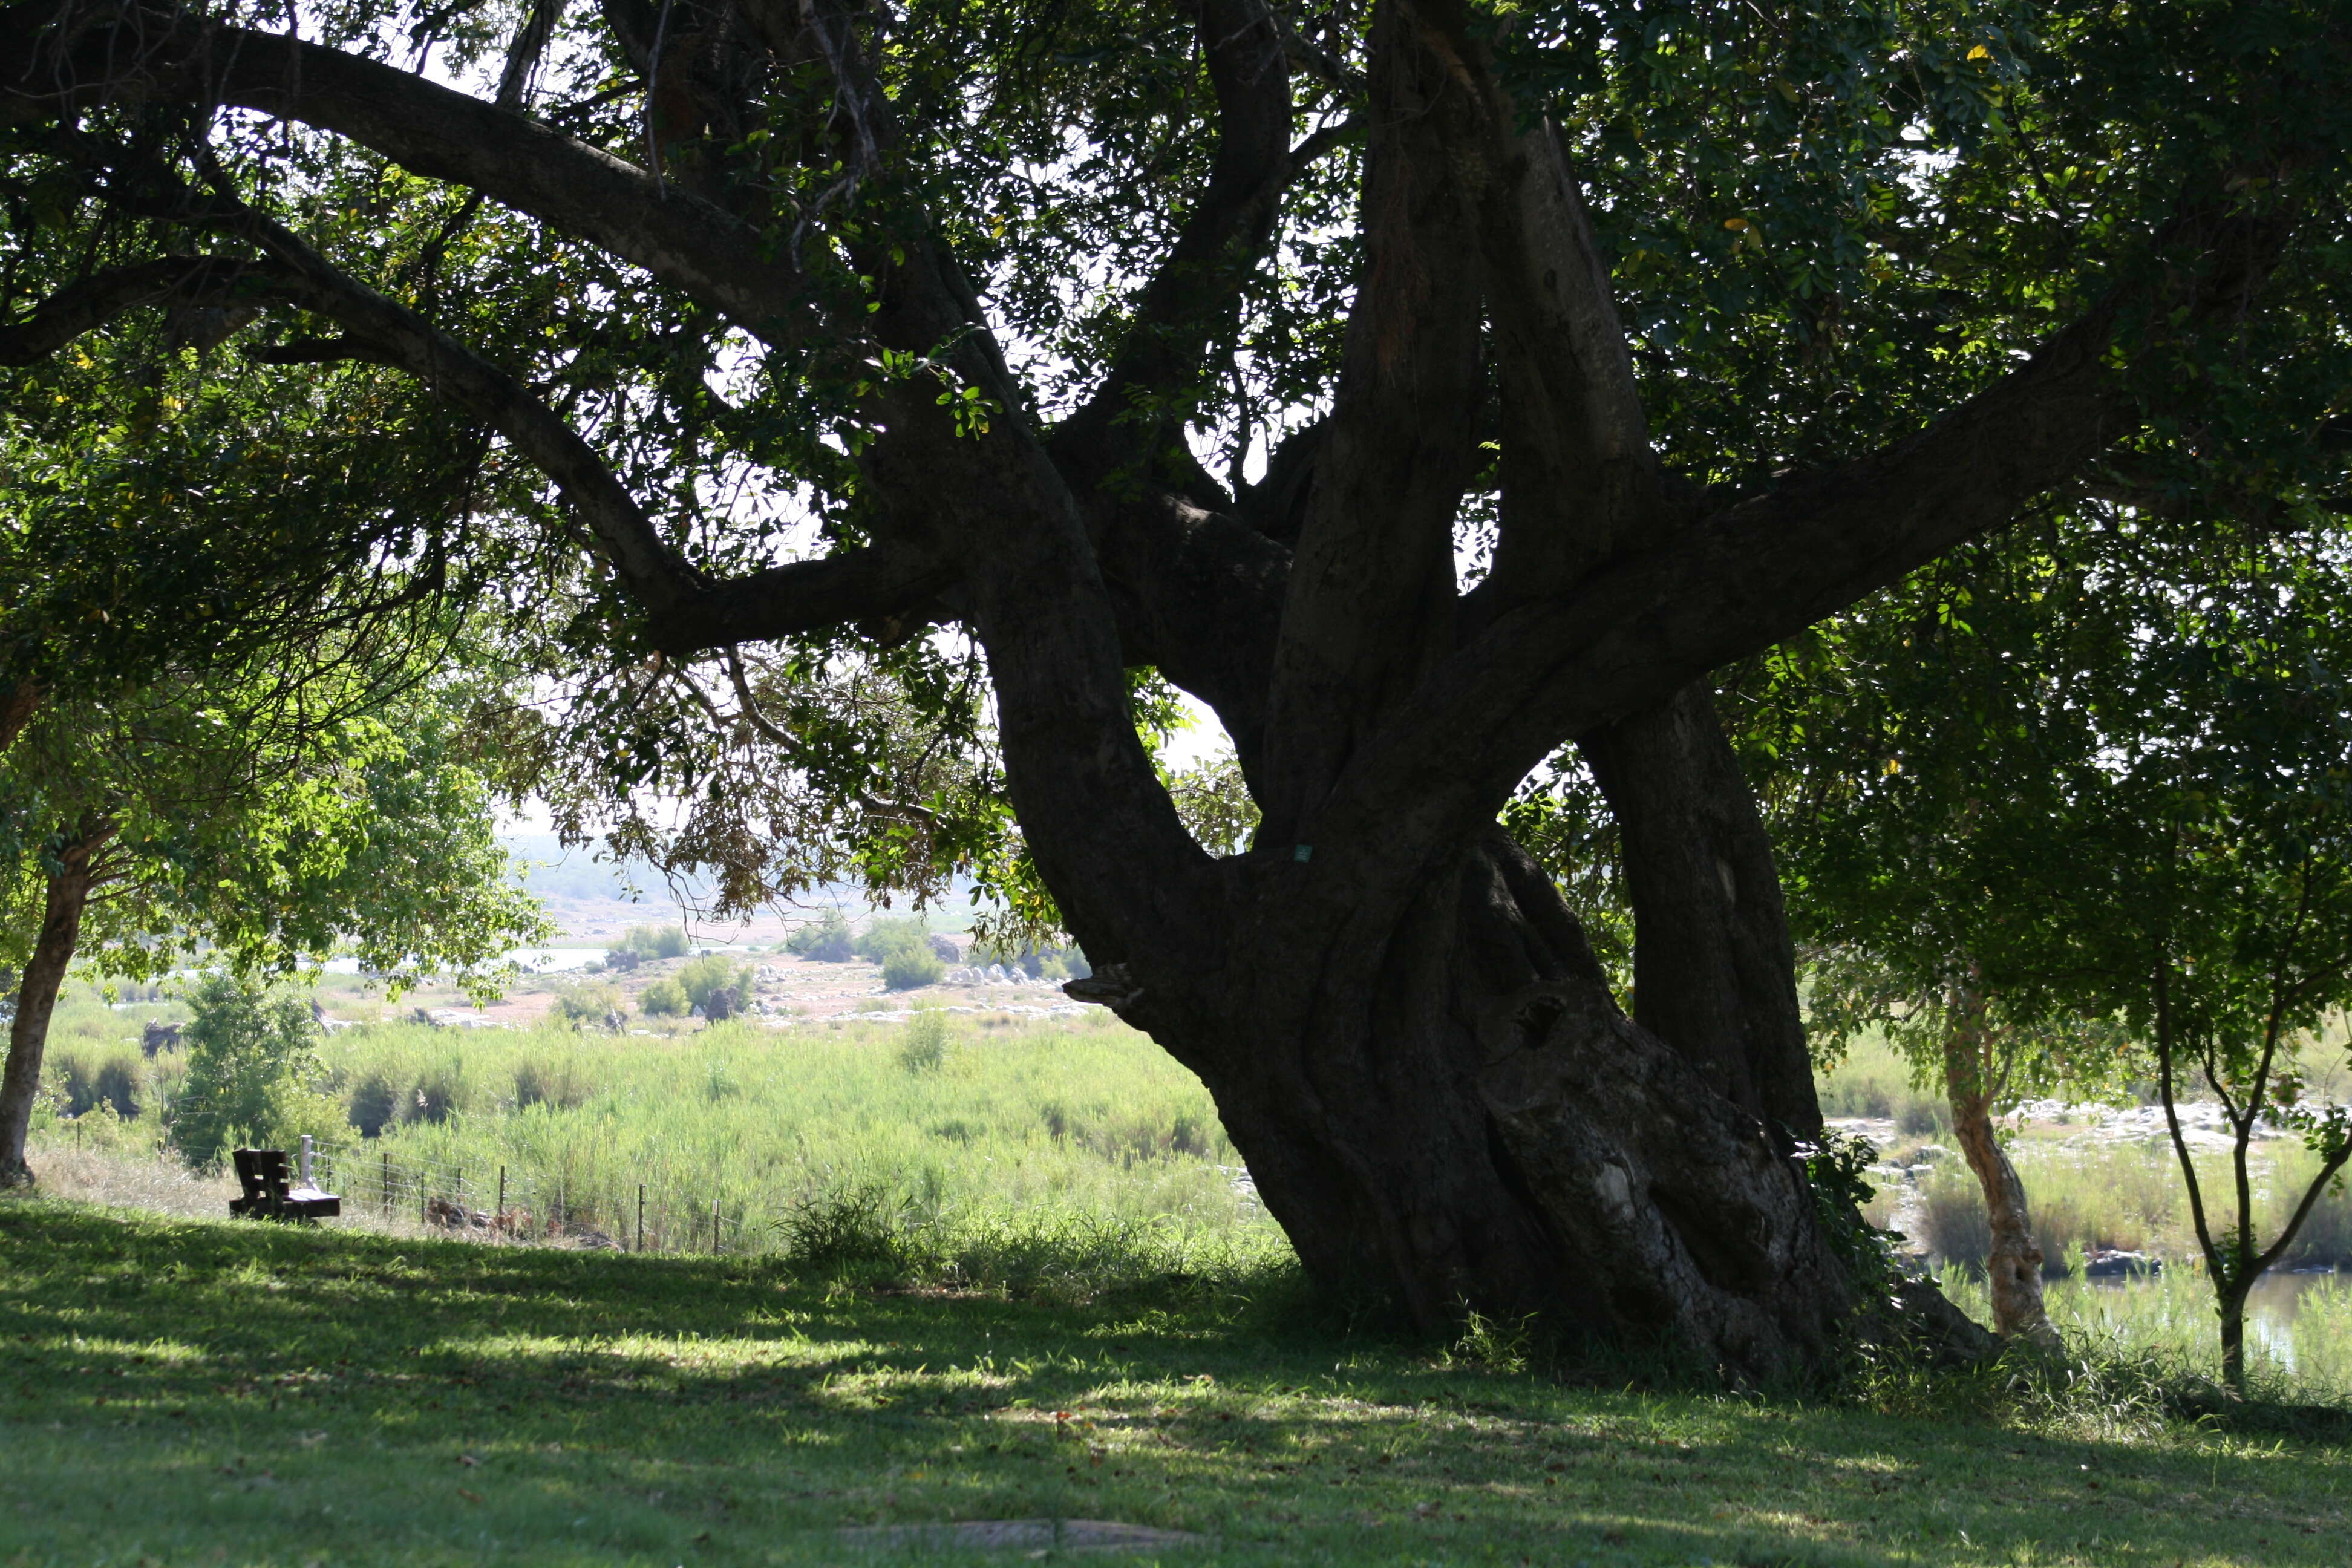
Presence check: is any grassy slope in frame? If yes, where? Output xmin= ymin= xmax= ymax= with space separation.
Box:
xmin=4 ymin=1202 xmax=2347 ymax=1567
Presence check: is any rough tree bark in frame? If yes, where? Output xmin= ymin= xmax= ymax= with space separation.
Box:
xmin=1131 ymin=832 xmax=1854 ymax=1372
xmin=2 ymin=0 xmax=2310 ymax=1371
xmin=0 ymin=822 xmax=110 ymax=1187
xmin=1581 ymin=685 xmax=1818 ymax=1148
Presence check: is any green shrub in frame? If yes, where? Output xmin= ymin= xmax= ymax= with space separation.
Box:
xmin=1898 ymin=1097 xmax=1949 ymax=1137
xmin=513 ymin=1056 xmax=593 ymax=1111
xmin=881 ymin=944 xmax=945 ymax=991
xmin=640 ymin=978 xmax=690 ymax=1017
xmin=778 ymin=1186 xmax=918 ymax=1274
xmin=613 ymin=924 xmax=691 ymax=964
xmin=47 ymin=1050 xmax=139 ymax=1119
xmin=786 ymin=912 xmax=855 ymax=962
xmin=347 ymin=1072 xmax=398 ymax=1137
xmin=169 ymin=974 xmax=321 ymax=1166
xmin=897 ymin=1011 xmax=952 ymax=1073
xmin=550 ymin=981 xmax=626 ymax=1028
xmin=45 ymin=1051 xmax=88 ymax=1116
xmin=678 ymin=954 xmax=752 ymax=1017
xmin=401 ymin=1060 xmax=467 ymax=1125
xmin=93 ymin=1056 xmax=141 ymax=1119
xmin=856 ymin=917 xmax=930 ymax=963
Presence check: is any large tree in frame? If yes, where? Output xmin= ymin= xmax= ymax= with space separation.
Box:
xmin=4 ymin=0 xmax=2344 ymax=1372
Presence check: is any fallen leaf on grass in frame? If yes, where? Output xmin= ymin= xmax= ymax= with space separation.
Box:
xmin=458 ymin=1488 xmax=483 ymax=1504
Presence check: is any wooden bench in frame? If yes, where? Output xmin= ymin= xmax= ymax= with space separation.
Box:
xmin=228 ymin=1148 xmax=341 ymax=1221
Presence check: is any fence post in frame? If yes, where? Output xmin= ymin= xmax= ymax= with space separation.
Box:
xmin=711 ymin=1197 xmax=720 ymax=1255
xmin=497 ymin=1165 xmax=507 ymax=1225
xmin=382 ymin=1152 xmax=391 ymax=1217
xmin=636 ymin=1184 xmax=645 ymax=1253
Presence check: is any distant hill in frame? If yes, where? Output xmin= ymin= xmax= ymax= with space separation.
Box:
xmin=498 ymin=835 xmax=707 ymax=904
xmin=497 ymin=834 xmax=971 ymax=936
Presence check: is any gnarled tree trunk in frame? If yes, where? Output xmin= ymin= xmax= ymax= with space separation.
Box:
xmin=1127 ymin=831 xmax=1852 ymax=1379
xmin=0 ymin=822 xmax=108 ymax=1187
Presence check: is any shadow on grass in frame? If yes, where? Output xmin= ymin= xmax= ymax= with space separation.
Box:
xmin=5 ymin=1197 xmax=2351 ymax=1566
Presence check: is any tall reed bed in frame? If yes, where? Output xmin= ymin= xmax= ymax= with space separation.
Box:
xmin=1936 ymin=1262 xmax=2352 ymax=1401
xmin=1907 ymin=1137 xmax=2352 ymax=1272
xmin=301 ymin=1010 xmax=1269 ymax=1254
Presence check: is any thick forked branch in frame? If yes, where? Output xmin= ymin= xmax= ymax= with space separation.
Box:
xmin=1410 ymin=0 xmax=1659 ymax=599
xmin=1255 ymin=0 xmax=1483 ymax=844
xmin=1036 ymin=0 xmax=1354 ymax=767
xmin=1310 ymin=194 xmax=2302 ymax=907
xmin=4 ymin=4 xmax=814 ymax=342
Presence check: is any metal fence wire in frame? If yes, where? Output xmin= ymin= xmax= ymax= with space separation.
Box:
xmin=288 ymin=1135 xmax=753 ymax=1255
xmin=52 ymin=1082 xmax=752 ymax=1254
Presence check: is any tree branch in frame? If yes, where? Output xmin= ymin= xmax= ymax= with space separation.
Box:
xmin=5 ymin=4 xmax=815 ymax=343
xmin=0 ymin=255 xmax=249 ymax=364
xmin=1408 ymin=0 xmax=1656 ymax=603
xmin=1255 ymin=0 xmax=1483 ymax=844
xmin=1050 ymin=0 xmax=1303 ymax=484
xmin=1304 ymin=186 xmax=2301 ymax=909
xmin=495 ymin=0 xmax=567 ymax=109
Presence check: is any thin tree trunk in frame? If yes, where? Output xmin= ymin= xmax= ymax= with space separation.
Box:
xmin=2219 ymin=1285 xmax=2249 ymax=1393
xmin=1941 ymin=999 xmax=2057 ymax=1347
xmin=0 ymin=823 xmax=108 ymax=1187
xmin=1579 ymin=685 xmax=1820 ymax=1149
xmin=0 ymin=679 xmax=38 ymax=753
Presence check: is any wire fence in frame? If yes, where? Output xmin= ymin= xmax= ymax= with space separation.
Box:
xmin=44 ymin=1083 xmax=767 ymax=1256
xmin=302 ymin=1134 xmax=753 ymax=1254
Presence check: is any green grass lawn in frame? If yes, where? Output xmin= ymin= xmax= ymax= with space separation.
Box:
xmin=4 ymin=1200 xmax=2348 ymax=1566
